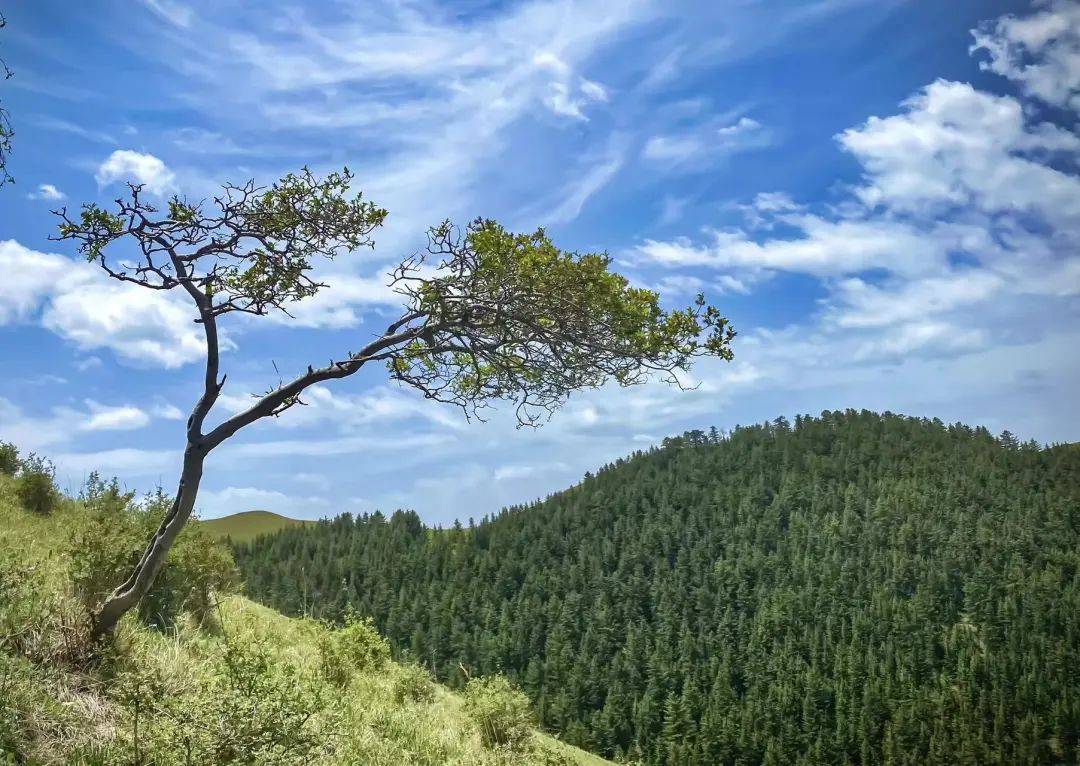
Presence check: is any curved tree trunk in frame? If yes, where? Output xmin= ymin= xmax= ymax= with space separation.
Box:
xmin=92 ymin=443 xmax=206 ymax=637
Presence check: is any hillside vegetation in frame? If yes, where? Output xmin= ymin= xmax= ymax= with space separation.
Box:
xmin=201 ymin=510 xmax=312 ymax=544
xmin=0 ymin=470 xmax=606 ymax=765
xmin=235 ymin=410 xmax=1080 ymax=765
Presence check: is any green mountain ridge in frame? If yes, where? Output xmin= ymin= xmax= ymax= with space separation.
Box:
xmin=234 ymin=410 xmax=1080 ymax=765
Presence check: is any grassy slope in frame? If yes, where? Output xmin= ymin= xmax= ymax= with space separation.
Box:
xmin=200 ymin=509 xmax=311 ymax=543
xmin=0 ymin=478 xmax=608 ymax=766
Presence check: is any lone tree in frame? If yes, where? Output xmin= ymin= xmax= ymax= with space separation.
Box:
xmin=56 ymin=168 xmax=735 ymax=637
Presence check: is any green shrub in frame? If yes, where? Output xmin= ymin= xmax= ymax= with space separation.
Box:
xmin=318 ymin=612 xmax=391 ymax=687
xmin=14 ymin=454 xmax=57 ymax=515
xmin=0 ymin=546 xmax=92 ymax=668
xmin=68 ymin=473 xmax=139 ymax=615
xmin=68 ymin=481 xmax=237 ymax=630
xmin=139 ymin=490 xmax=238 ymax=630
xmin=462 ymin=675 xmax=534 ymax=750
xmin=113 ymin=635 xmax=327 ymax=765
xmin=392 ymin=663 xmax=436 ymax=704
xmin=0 ymin=443 xmax=17 ymax=477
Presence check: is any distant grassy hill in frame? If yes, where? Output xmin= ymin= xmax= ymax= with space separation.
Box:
xmin=0 ymin=474 xmax=607 ymax=765
xmin=200 ymin=509 xmax=311 ymax=543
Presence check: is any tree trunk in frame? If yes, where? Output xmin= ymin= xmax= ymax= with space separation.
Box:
xmin=92 ymin=443 xmax=206 ymax=637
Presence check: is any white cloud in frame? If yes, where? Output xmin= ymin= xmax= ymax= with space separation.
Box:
xmin=0 ymin=241 xmax=73 ymax=323
xmin=51 ymin=448 xmax=180 ymax=481
xmin=0 ymin=240 xmax=207 ymax=368
xmin=642 ymin=135 xmax=705 ymax=163
xmin=528 ymin=146 xmax=625 ymax=225
xmin=139 ymin=0 xmax=653 ymax=264
xmin=75 ymin=356 xmax=103 ymax=371
xmin=637 ymin=83 xmax=1080 ymax=283
xmin=0 ymin=398 xmax=150 ymax=452
xmin=80 ymin=400 xmax=151 ymax=432
xmin=643 ymin=115 xmax=769 ymax=165
xmin=826 ymin=272 xmax=1003 ymax=330
xmin=222 ymin=432 xmax=452 ymax=460
xmin=0 ymin=397 xmax=80 ymax=452
xmin=43 ymin=281 xmax=207 ymax=368
xmin=635 ymin=4 xmax=1080 ymax=387
xmin=534 ymin=51 xmax=611 ymax=121
xmin=971 ymin=0 xmax=1080 ymax=110
xmin=95 ymin=150 xmax=177 ymax=195
xmin=140 ymin=0 xmax=194 ymax=28
xmin=27 ymin=183 xmax=65 ymax=201
xmin=638 ymin=217 xmax=962 ymax=277
xmin=152 ymin=403 xmax=186 ymax=420
xmin=214 ymin=383 xmax=466 ymax=435
xmin=494 ymin=461 xmax=569 ymax=482
xmin=271 ymin=273 xmax=402 ymax=329
xmin=839 ymin=80 xmax=1080 ymax=227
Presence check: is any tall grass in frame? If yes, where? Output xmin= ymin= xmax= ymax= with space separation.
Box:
xmin=0 ymin=473 xmax=605 ymax=765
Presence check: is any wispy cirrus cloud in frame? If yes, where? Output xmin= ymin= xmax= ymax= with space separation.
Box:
xmin=643 ymin=116 xmax=770 ymax=166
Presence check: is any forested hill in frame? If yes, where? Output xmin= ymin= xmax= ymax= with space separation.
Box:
xmin=234 ymin=410 xmax=1080 ymax=765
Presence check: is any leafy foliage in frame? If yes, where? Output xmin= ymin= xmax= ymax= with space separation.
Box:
xmin=0 ymin=444 xmax=17 ymax=478
xmin=388 ymin=219 xmax=733 ymax=424
xmin=236 ymin=410 xmax=1080 ymax=765
xmin=56 ymin=168 xmax=386 ymax=318
xmin=68 ymin=475 xmax=237 ymax=629
xmin=392 ymin=663 xmax=436 ymax=705
xmin=14 ymin=455 xmax=57 ymax=516
xmin=317 ymin=612 xmax=391 ymax=687
xmin=113 ymin=635 xmax=327 ymax=765
xmin=463 ymin=676 xmax=535 ymax=750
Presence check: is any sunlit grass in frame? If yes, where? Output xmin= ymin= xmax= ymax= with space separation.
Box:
xmin=0 ymin=475 xmax=607 ymax=765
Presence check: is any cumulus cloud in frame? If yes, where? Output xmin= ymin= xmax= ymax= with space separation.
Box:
xmin=0 ymin=398 xmax=151 ymax=453
xmin=152 ymin=403 xmax=185 ymax=420
xmin=0 ymin=240 xmax=207 ymax=368
xmin=971 ymin=0 xmax=1080 ymax=110
xmin=839 ymin=80 xmax=1080 ymax=226
xmin=635 ymin=6 xmax=1080 ymax=376
xmin=0 ymin=240 xmax=74 ymax=323
xmin=80 ymin=400 xmax=151 ymax=432
xmin=42 ymin=280 xmax=207 ymax=368
xmin=27 ymin=183 xmax=65 ymax=201
xmin=95 ymin=150 xmax=176 ymax=195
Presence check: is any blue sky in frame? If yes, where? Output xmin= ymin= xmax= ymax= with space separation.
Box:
xmin=1 ymin=0 xmax=1077 ymax=523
